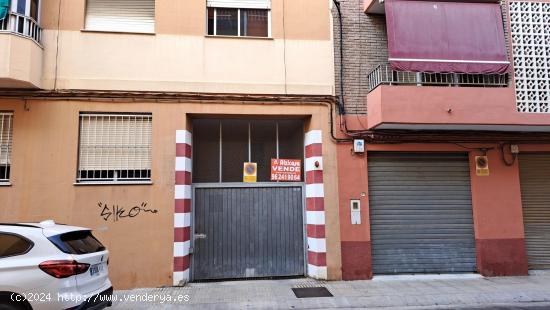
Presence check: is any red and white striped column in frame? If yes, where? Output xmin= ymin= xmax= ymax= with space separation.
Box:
xmin=173 ymin=130 xmax=192 ymax=285
xmin=305 ymin=130 xmax=327 ymax=280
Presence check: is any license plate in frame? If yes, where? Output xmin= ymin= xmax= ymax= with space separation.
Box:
xmin=90 ymin=264 xmax=103 ymax=276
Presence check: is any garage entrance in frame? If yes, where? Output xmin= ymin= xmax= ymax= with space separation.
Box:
xmin=191 ymin=119 xmax=306 ymax=281
xmin=519 ymin=154 xmax=550 ymax=270
xmin=368 ymin=153 xmax=477 ymax=274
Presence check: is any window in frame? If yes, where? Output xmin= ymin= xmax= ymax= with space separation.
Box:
xmin=0 ymin=233 xmax=33 ymax=258
xmin=11 ymin=0 xmax=39 ymax=20
xmin=510 ymin=1 xmax=550 ymax=113
xmin=207 ymin=0 xmax=271 ymax=37
xmin=8 ymin=0 xmax=40 ymax=37
xmin=85 ymin=0 xmax=155 ymax=33
xmin=0 ymin=113 xmax=13 ymax=184
xmin=77 ymin=113 xmax=152 ymax=183
xmin=48 ymin=230 xmax=105 ymax=255
xmin=193 ymin=119 xmax=304 ymax=183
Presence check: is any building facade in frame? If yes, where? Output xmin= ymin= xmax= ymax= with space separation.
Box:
xmin=334 ymin=0 xmax=550 ymax=280
xmin=2 ymin=0 xmax=550 ymax=291
xmin=0 ymin=0 xmax=342 ymax=289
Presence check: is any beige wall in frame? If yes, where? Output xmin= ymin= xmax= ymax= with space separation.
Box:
xmin=40 ymin=0 xmax=332 ymax=40
xmin=0 ymin=34 xmax=43 ymax=88
xmin=0 ymin=98 xmax=341 ymax=288
xmin=40 ymin=31 xmax=334 ymax=95
xmin=37 ymin=0 xmax=335 ymax=95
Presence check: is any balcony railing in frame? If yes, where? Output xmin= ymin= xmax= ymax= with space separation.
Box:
xmin=0 ymin=12 xmax=42 ymax=45
xmin=367 ymin=64 xmax=509 ymax=93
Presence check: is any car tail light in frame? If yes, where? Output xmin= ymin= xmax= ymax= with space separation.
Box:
xmin=39 ymin=260 xmax=90 ymax=279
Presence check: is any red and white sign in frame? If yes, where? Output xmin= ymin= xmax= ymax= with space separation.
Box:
xmin=271 ymin=159 xmax=302 ymax=182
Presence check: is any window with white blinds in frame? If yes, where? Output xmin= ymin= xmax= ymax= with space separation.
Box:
xmin=207 ymin=0 xmax=271 ymax=9
xmin=85 ymin=0 xmax=155 ymax=33
xmin=77 ymin=113 xmax=152 ymax=183
xmin=0 ymin=112 xmax=13 ymax=183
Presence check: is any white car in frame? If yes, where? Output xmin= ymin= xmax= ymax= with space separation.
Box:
xmin=0 ymin=220 xmax=112 ymax=310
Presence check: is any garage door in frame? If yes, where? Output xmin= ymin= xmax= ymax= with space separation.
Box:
xmin=519 ymin=154 xmax=550 ymax=270
xmin=368 ymin=153 xmax=477 ymax=274
xmin=192 ymin=185 xmax=305 ymax=280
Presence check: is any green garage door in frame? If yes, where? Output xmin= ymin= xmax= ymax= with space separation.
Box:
xmin=519 ymin=154 xmax=550 ymax=270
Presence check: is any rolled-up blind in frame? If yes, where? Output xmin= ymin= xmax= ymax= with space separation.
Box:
xmin=207 ymin=0 xmax=271 ymax=9
xmin=0 ymin=113 xmax=13 ymax=166
xmin=85 ymin=0 xmax=155 ymax=33
xmin=78 ymin=114 xmax=152 ymax=171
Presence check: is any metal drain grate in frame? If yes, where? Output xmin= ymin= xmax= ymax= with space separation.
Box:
xmin=292 ymin=287 xmax=333 ymax=298
xmin=292 ymin=280 xmax=328 ymax=289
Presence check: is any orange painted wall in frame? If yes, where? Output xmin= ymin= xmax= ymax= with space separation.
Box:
xmin=0 ymin=98 xmax=342 ymax=288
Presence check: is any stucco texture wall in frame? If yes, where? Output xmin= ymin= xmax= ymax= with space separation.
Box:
xmin=37 ymin=0 xmax=335 ymax=95
xmin=0 ymin=98 xmax=341 ymax=288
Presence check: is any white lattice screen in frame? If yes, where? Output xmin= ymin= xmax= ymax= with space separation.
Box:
xmin=510 ymin=1 xmax=550 ymax=113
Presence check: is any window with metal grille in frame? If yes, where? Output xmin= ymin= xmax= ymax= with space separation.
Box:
xmin=193 ymin=119 xmax=304 ymax=183
xmin=0 ymin=112 xmax=13 ymax=183
xmin=77 ymin=113 xmax=152 ymax=184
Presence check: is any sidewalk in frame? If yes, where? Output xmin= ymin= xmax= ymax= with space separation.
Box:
xmin=111 ymin=272 xmax=550 ymax=309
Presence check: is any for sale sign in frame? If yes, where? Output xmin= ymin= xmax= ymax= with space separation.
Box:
xmin=271 ymin=159 xmax=302 ymax=182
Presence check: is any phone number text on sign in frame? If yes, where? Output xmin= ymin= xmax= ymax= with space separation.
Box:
xmin=271 ymin=159 xmax=302 ymax=182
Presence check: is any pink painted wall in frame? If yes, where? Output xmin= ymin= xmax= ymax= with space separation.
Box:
xmin=469 ymin=150 xmax=525 ymax=240
xmin=367 ymin=86 xmax=550 ymax=129
xmin=336 ymin=142 xmax=550 ymax=277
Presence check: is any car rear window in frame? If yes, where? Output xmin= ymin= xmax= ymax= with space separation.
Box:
xmin=48 ymin=230 xmax=106 ymax=255
xmin=0 ymin=233 xmax=33 ymax=258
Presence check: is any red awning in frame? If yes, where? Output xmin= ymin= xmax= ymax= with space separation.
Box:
xmin=385 ymin=0 xmax=510 ymax=74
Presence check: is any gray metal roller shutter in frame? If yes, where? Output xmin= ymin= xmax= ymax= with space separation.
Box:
xmin=193 ymin=186 xmax=305 ymax=280
xmin=85 ymin=0 xmax=155 ymax=33
xmin=368 ymin=153 xmax=477 ymax=275
xmin=519 ymin=154 xmax=550 ymax=270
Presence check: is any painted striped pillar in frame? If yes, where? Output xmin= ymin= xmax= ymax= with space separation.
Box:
xmin=173 ymin=130 xmax=192 ymax=285
xmin=304 ymin=130 xmax=328 ymax=280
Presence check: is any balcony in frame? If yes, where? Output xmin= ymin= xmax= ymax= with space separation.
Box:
xmin=366 ymin=65 xmax=550 ymax=132
xmin=367 ymin=65 xmax=509 ymax=93
xmin=0 ymin=12 xmax=43 ymax=89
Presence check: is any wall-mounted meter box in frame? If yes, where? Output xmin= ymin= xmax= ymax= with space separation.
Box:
xmin=354 ymin=139 xmax=365 ymax=153
xmin=350 ymin=199 xmax=361 ymax=225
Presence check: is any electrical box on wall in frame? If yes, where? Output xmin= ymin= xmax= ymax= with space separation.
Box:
xmin=353 ymin=139 xmax=365 ymax=153
xmin=475 ymin=156 xmax=490 ymax=177
xmin=350 ymin=199 xmax=361 ymax=225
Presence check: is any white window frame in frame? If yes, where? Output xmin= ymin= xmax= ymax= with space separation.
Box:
xmin=10 ymin=0 xmax=40 ymax=21
xmin=0 ymin=112 xmax=13 ymax=185
xmin=76 ymin=113 xmax=153 ymax=185
xmin=84 ymin=0 xmax=156 ymax=34
xmin=10 ymin=0 xmax=40 ymax=36
xmin=208 ymin=7 xmax=271 ymax=38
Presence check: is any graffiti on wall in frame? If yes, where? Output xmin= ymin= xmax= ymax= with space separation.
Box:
xmin=98 ymin=202 xmax=159 ymax=222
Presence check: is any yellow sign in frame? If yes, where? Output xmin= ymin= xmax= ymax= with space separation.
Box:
xmin=476 ymin=156 xmax=490 ymax=177
xmin=243 ymin=162 xmax=257 ymax=183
